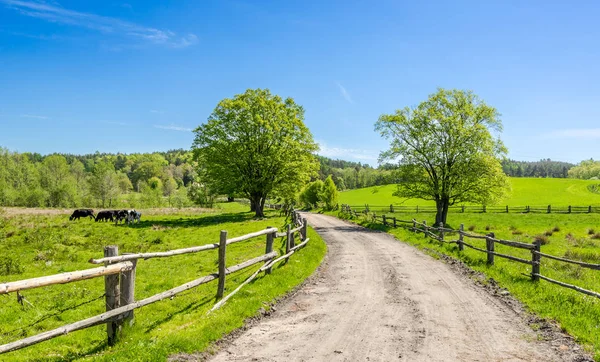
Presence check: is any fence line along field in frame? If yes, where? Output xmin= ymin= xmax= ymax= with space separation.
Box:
xmin=334 ymin=202 xmax=600 ymax=360
xmin=339 ymin=177 xmax=600 ymax=208
xmin=0 ymin=203 xmax=326 ymax=361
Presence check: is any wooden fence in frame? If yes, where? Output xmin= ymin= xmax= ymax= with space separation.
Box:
xmin=341 ymin=204 xmax=600 ymax=300
xmin=344 ymin=204 xmax=600 ymax=215
xmin=0 ymin=211 xmax=309 ymax=355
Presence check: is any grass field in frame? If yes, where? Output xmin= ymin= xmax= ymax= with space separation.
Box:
xmin=340 ymin=178 xmax=600 ymax=207
xmin=329 ymin=208 xmax=600 ymax=360
xmin=0 ymin=203 xmax=326 ymax=361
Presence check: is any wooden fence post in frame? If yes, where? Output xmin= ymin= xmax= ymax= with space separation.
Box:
xmin=393 ymin=217 xmax=397 ymax=228
xmin=506 ymin=205 xmax=509 ymax=213
xmin=589 ymin=206 xmax=592 ymax=214
xmin=458 ymin=224 xmax=464 ymax=251
xmin=119 ymin=256 xmax=136 ymax=326
xmin=423 ymin=220 xmax=427 ymax=238
xmin=104 ymin=246 xmax=120 ymax=346
xmin=301 ymin=217 xmax=307 ymax=241
xmin=568 ymin=205 xmax=572 ymax=214
xmin=532 ymin=240 xmax=541 ymax=281
xmin=412 ymin=219 xmax=416 ymax=232
xmin=285 ymin=224 xmax=291 ymax=261
xmin=382 ymin=214 xmax=387 ymax=226
xmin=416 ymin=205 xmax=419 ymax=213
xmin=217 ymin=231 xmax=227 ymax=299
xmin=486 ymin=233 xmax=495 ymax=265
xmin=461 ymin=205 xmax=465 ymax=213
xmin=547 ymin=205 xmax=551 ymax=214
xmin=483 ymin=205 xmax=487 ymax=213
xmin=439 ymin=222 xmax=444 ymax=241
xmin=265 ymin=227 xmax=274 ymax=275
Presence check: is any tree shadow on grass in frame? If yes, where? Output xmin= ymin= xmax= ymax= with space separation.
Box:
xmin=120 ymin=212 xmax=257 ymax=230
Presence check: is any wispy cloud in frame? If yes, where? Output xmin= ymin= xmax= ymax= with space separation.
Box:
xmin=1 ymin=0 xmax=198 ymax=48
xmin=542 ymin=128 xmax=600 ymax=139
xmin=317 ymin=141 xmax=378 ymax=164
xmin=335 ymin=82 xmax=353 ymax=104
xmin=20 ymin=114 xmax=48 ymax=119
xmin=149 ymin=109 xmax=163 ymax=114
xmin=154 ymin=124 xmax=192 ymax=132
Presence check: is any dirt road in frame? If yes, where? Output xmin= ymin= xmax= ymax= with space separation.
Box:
xmin=208 ymin=213 xmax=580 ymax=361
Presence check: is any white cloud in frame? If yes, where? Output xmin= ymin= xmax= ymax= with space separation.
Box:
xmin=317 ymin=141 xmax=378 ymax=164
xmin=149 ymin=109 xmax=162 ymax=114
xmin=153 ymin=124 xmax=192 ymax=132
xmin=542 ymin=128 xmax=600 ymax=139
xmin=1 ymin=0 xmax=198 ymax=48
xmin=335 ymin=81 xmax=353 ymax=104
xmin=20 ymin=114 xmax=48 ymax=119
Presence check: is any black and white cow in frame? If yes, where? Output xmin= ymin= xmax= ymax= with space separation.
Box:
xmin=95 ymin=210 xmax=116 ymax=222
xmin=69 ymin=209 xmax=95 ymax=221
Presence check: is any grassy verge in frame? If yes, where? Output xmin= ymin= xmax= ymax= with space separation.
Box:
xmin=325 ymin=209 xmax=600 ymax=360
xmin=0 ymin=204 xmax=326 ymax=361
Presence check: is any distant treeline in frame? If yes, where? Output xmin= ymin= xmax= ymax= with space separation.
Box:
xmin=316 ymin=156 xmax=397 ymax=190
xmin=0 ymin=148 xmax=205 ymax=209
xmin=568 ymin=159 xmax=600 ymax=180
xmin=501 ymin=159 xmax=574 ymax=178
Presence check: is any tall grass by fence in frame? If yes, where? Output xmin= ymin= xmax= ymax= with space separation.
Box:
xmin=341 ymin=204 xmax=600 ymax=301
xmin=346 ymin=204 xmax=600 ymax=215
xmin=0 ymin=211 xmax=309 ymax=355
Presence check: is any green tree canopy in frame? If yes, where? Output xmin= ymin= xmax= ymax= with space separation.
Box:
xmin=320 ymin=175 xmax=339 ymax=210
xmin=192 ymin=88 xmax=319 ymax=217
xmin=375 ymin=88 xmax=510 ymax=225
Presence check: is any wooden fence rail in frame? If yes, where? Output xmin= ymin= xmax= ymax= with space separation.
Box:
xmin=340 ymin=204 xmax=600 ymax=301
xmin=345 ymin=203 xmax=600 ymax=215
xmin=0 ymin=211 xmax=309 ymax=355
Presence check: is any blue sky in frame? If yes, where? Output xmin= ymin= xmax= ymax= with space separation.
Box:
xmin=1 ymin=0 xmax=599 ymax=165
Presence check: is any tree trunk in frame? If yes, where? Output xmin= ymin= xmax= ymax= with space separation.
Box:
xmin=249 ymin=194 xmax=265 ymax=218
xmin=435 ymin=198 xmax=450 ymax=225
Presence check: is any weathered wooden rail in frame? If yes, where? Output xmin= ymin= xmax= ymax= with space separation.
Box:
xmin=0 ymin=211 xmax=310 ymax=355
xmin=343 ymin=203 xmax=600 ymax=215
xmin=341 ymin=204 xmax=600 ymax=301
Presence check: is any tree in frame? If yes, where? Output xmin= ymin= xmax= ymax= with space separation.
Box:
xmin=164 ymin=177 xmax=178 ymax=206
xmin=299 ymin=180 xmax=323 ymax=209
xmin=375 ymin=88 xmax=509 ymax=225
xmin=89 ymin=160 xmax=120 ymax=208
xmin=39 ymin=155 xmax=77 ymax=207
xmin=192 ymin=88 xmax=319 ymax=217
xmin=320 ymin=175 xmax=339 ymax=210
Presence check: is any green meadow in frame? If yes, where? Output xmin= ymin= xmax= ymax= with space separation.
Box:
xmin=0 ymin=203 xmax=326 ymax=361
xmin=339 ymin=177 xmax=600 ymax=207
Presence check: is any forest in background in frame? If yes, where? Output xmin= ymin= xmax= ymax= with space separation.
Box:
xmin=0 ymin=146 xmax=595 ymax=209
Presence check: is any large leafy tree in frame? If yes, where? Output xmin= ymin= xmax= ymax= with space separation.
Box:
xmin=192 ymin=88 xmax=319 ymax=217
xmin=375 ymin=88 xmax=510 ymax=225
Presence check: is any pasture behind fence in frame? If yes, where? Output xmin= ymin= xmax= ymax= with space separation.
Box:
xmin=0 ymin=210 xmax=310 ymax=355
xmin=341 ymin=204 xmax=600 ymax=301
xmin=344 ymin=203 xmax=600 ymax=215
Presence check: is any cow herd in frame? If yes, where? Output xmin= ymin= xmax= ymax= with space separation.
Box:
xmin=69 ymin=208 xmax=142 ymax=224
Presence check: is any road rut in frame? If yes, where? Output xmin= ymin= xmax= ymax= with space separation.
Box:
xmin=209 ymin=213 xmax=570 ymax=361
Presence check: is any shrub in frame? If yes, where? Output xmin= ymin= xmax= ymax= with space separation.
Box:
xmin=552 ymin=226 xmax=560 ymax=232
xmin=485 ymin=225 xmax=491 ymax=231
xmin=544 ymin=230 xmax=553 ymax=236
xmin=591 ymin=233 xmax=600 ymax=240
xmin=320 ymin=176 xmax=339 ymax=211
xmin=468 ymin=225 xmax=476 ymax=231
xmin=587 ymin=228 xmax=595 ymax=235
xmin=299 ymin=180 xmax=323 ymax=209
xmin=512 ymin=230 xmax=523 ymax=235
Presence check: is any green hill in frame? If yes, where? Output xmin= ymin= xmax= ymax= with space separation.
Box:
xmin=339 ymin=178 xmax=600 ymax=207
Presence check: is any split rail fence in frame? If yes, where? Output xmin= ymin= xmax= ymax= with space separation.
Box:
xmin=0 ymin=211 xmax=309 ymax=355
xmin=345 ymin=204 xmax=600 ymax=215
xmin=341 ymin=204 xmax=600 ymax=301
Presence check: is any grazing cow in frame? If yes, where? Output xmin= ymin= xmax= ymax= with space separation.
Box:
xmin=69 ymin=209 xmax=95 ymax=221
xmin=130 ymin=210 xmax=141 ymax=223
xmin=95 ymin=210 xmax=115 ymax=222
xmin=115 ymin=210 xmax=130 ymax=224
